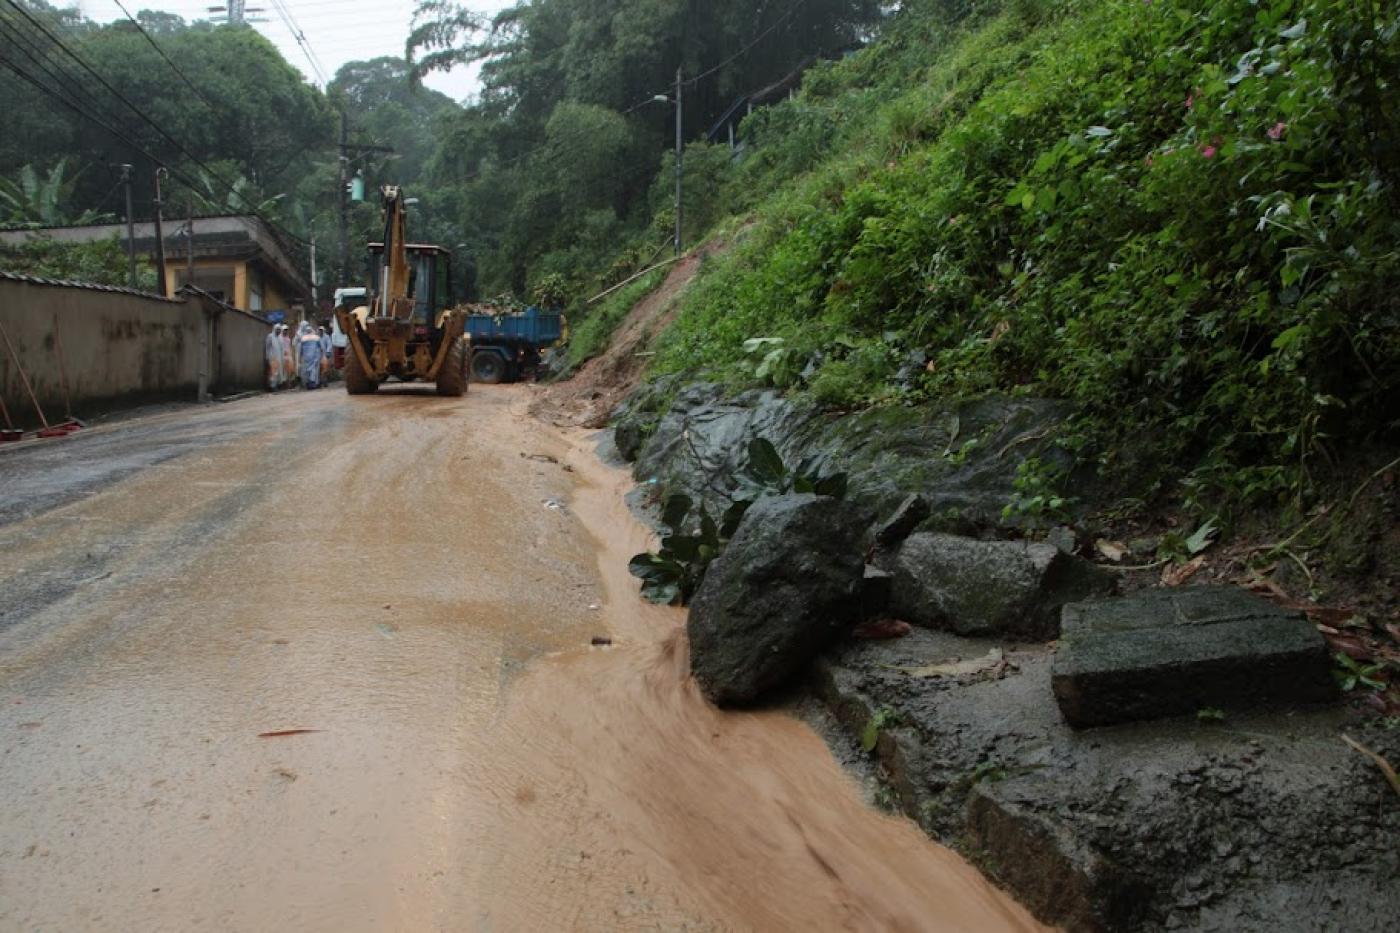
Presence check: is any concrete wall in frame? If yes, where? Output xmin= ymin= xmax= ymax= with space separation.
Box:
xmin=0 ymin=274 xmax=270 ymax=429
xmin=211 ymin=295 xmax=270 ymax=391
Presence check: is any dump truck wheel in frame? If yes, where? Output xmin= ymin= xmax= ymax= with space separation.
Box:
xmin=437 ymin=337 xmax=468 ymax=397
xmin=471 ymin=350 xmax=505 ymax=385
xmin=344 ymin=346 xmax=378 ymax=395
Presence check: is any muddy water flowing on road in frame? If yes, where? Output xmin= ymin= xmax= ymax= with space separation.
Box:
xmin=0 ymin=387 xmax=1044 ymax=931
xmin=455 ymin=418 xmax=1047 ymax=931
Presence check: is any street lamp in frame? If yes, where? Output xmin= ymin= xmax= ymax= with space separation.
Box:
xmin=652 ymin=68 xmax=684 ymax=258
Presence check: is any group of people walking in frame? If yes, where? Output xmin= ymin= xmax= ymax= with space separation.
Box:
xmin=265 ymin=321 xmax=333 ymax=391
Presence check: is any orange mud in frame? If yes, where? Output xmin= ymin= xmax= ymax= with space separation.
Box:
xmin=458 ymin=413 xmax=1049 ymax=931
xmin=0 ymin=386 xmax=1045 ymax=931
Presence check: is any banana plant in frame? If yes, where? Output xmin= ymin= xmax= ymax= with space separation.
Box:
xmin=0 ymin=160 xmax=110 ymax=226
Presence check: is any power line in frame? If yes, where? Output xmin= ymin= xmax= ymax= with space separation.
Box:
xmin=685 ymin=0 xmax=807 ymax=89
xmin=0 ymin=56 xmax=167 ymax=180
xmin=267 ymin=0 xmax=327 ymax=85
xmin=0 ymin=11 xmax=116 ymax=121
xmin=2 ymin=0 xmax=309 ymax=245
xmin=108 ymin=0 xmax=219 ymax=112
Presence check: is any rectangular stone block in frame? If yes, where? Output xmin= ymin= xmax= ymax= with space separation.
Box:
xmin=1052 ymin=586 xmax=1336 ymax=728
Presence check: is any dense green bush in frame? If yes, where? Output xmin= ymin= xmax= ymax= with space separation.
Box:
xmin=0 ymin=234 xmax=157 ymax=290
xmin=655 ymin=0 xmax=1400 ymax=508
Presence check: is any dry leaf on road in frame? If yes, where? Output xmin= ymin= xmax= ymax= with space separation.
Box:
xmin=1162 ymin=557 xmax=1206 ymax=587
xmin=1095 ymin=539 xmax=1129 ymax=562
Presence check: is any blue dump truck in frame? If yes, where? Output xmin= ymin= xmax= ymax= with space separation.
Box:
xmin=464 ymin=305 xmax=566 ymax=383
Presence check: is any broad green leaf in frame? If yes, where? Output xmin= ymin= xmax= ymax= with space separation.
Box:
xmin=1185 ymin=518 xmax=1218 ymax=555
xmin=662 ymin=535 xmax=700 ymax=561
xmin=1004 ymin=183 xmax=1031 ymax=207
xmin=661 ymin=494 xmax=693 ymax=532
xmin=746 ymin=438 xmax=786 ymax=484
xmin=1271 ymin=324 xmax=1306 ymax=351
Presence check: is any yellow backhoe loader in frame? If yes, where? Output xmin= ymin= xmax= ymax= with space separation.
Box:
xmin=336 ymin=185 xmax=469 ymax=396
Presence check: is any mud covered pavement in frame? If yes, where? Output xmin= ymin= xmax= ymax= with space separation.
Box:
xmin=0 ymin=387 xmax=1042 ymax=931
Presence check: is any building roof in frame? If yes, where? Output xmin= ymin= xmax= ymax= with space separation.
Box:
xmin=177 ymin=283 xmax=273 ymax=325
xmin=0 ymin=269 xmax=181 ymax=303
xmin=0 ymin=215 xmax=312 ymax=301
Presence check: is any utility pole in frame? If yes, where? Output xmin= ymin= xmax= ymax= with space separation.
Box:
xmin=674 ymin=66 xmax=684 ymax=258
xmin=185 ymin=204 xmax=195 ymax=289
xmin=152 ymin=167 xmax=168 ymax=297
xmin=188 ymin=203 xmax=208 ymax=403
xmin=120 ymin=164 xmax=136 ymax=288
xmin=309 ymin=236 xmax=318 ymax=304
xmin=337 ymin=109 xmax=348 ymax=288
xmin=335 ymin=109 xmax=393 ymax=288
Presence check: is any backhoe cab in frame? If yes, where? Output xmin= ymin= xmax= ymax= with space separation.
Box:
xmin=335 ymin=185 xmax=469 ymax=396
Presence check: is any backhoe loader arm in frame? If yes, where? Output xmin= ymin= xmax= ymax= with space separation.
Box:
xmin=376 ymin=185 xmax=413 ymax=321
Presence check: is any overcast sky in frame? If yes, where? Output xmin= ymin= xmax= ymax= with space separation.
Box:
xmin=75 ymin=0 xmax=513 ymax=101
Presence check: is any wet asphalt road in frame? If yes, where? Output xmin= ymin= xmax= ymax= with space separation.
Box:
xmin=0 ymin=386 xmax=606 ymax=930
xmin=0 ymin=386 xmax=1044 ymax=932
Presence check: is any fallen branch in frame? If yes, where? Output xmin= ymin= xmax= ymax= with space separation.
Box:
xmin=586 ymin=256 xmax=684 ymax=305
xmin=995 ymin=428 xmax=1054 ymax=460
xmin=1343 ymin=455 xmax=1400 ymax=518
xmin=1341 ymin=733 xmax=1400 ymax=799
xmin=1101 ymin=558 xmax=1171 ymax=573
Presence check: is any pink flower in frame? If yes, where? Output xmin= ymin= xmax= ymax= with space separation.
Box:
xmin=1267 ymin=122 xmax=1287 ymax=140
xmin=1201 ymin=145 xmax=1217 ymax=159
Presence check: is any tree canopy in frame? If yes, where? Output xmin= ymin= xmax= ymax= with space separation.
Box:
xmin=1 ymin=0 xmax=885 ymax=297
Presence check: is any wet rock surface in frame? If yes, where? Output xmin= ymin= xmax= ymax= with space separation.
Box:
xmin=1053 ymin=587 xmax=1337 ymax=728
xmin=816 ymin=624 xmax=1400 ymax=932
xmin=622 ymin=384 xmax=1074 ymax=533
xmin=689 ymin=494 xmax=864 ymax=706
xmin=619 ymin=380 xmax=1397 ymax=931
xmin=878 ymin=532 xmax=1114 ymax=640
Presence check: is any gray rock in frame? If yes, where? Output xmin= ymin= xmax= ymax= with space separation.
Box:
xmin=613 ymin=416 xmax=648 ymax=463
xmin=816 ymin=627 xmax=1400 ymax=932
xmin=688 ymin=494 xmax=864 ymax=706
xmin=872 ymin=493 xmax=931 ymax=551
xmin=630 ymin=384 xmax=1076 ymax=533
xmin=1046 ymin=525 xmax=1078 ymax=556
xmin=1052 ymin=586 xmax=1337 ymax=729
xmin=882 ymin=532 xmax=1113 ymax=640
xmin=611 ymin=374 xmax=683 ymax=462
xmin=967 ymin=781 xmax=1148 ymax=931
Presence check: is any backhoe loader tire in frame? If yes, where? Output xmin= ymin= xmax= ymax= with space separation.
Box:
xmin=471 ymin=350 xmax=505 ymax=385
xmin=436 ymin=337 xmax=468 ymax=397
xmin=344 ymin=346 xmax=379 ymax=395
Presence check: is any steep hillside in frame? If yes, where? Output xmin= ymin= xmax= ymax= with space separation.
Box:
xmin=648 ymin=0 xmax=1399 ymax=511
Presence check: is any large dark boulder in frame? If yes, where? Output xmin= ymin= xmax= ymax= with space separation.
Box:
xmin=688 ymin=494 xmax=865 ymax=706
xmin=882 ymin=532 xmax=1113 ymax=640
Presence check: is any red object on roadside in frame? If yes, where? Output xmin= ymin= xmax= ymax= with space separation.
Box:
xmin=853 ymin=619 xmax=913 ymax=640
